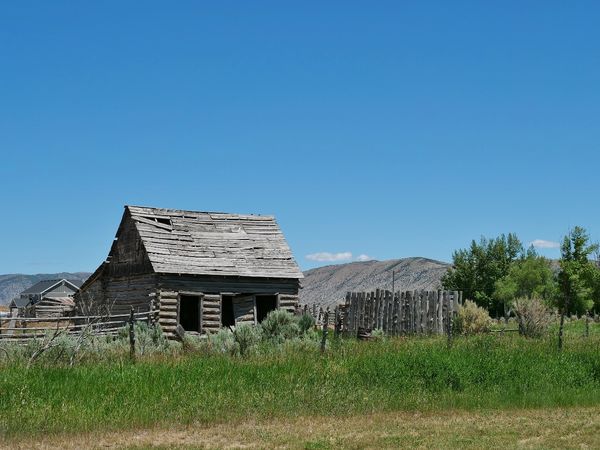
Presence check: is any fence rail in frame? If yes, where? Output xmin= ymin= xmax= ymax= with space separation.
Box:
xmin=302 ymin=289 xmax=462 ymax=337
xmin=0 ymin=310 xmax=156 ymax=342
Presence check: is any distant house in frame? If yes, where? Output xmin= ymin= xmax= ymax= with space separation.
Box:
xmin=17 ymin=279 xmax=81 ymax=317
xmin=20 ymin=279 xmax=81 ymax=303
xmin=76 ymin=205 xmax=303 ymax=338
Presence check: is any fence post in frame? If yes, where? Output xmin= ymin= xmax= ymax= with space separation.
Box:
xmin=321 ymin=309 xmax=329 ymax=352
xmin=585 ymin=312 xmax=590 ymax=338
xmin=334 ymin=306 xmax=341 ymax=338
xmin=447 ymin=301 xmax=453 ymax=348
xmin=149 ymin=298 xmax=155 ymax=327
xmin=129 ymin=306 xmax=136 ymax=362
xmin=392 ymin=291 xmax=399 ymax=336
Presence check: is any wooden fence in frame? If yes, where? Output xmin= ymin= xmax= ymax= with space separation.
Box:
xmin=0 ymin=311 xmax=156 ymax=342
xmin=302 ymin=289 xmax=462 ymax=337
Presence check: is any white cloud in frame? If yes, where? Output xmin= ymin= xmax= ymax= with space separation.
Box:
xmin=306 ymin=251 xmax=353 ymax=262
xmin=356 ymin=254 xmax=373 ymax=261
xmin=530 ymin=239 xmax=560 ymax=249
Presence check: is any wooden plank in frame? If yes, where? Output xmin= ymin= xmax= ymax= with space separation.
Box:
xmin=421 ymin=291 xmax=428 ymax=334
xmin=392 ymin=291 xmax=399 ymax=336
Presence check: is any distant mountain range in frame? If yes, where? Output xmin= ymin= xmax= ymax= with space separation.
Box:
xmin=0 ymin=273 xmax=91 ymax=305
xmin=0 ymin=257 xmax=451 ymax=308
xmin=299 ymin=257 xmax=451 ymax=308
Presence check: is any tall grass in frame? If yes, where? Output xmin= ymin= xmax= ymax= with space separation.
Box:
xmin=1 ymin=329 xmax=600 ymax=438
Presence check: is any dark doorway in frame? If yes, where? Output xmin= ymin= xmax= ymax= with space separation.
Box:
xmin=221 ymin=295 xmax=235 ymax=327
xmin=255 ymin=295 xmax=278 ymax=323
xmin=179 ymin=295 xmax=201 ymax=332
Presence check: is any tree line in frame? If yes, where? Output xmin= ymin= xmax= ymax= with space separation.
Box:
xmin=442 ymin=226 xmax=600 ymax=318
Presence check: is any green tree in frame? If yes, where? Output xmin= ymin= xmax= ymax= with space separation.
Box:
xmin=494 ymin=251 xmax=557 ymax=316
xmin=592 ymin=250 xmax=600 ymax=313
xmin=557 ymin=227 xmax=598 ymax=314
xmin=442 ymin=233 xmax=524 ymax=315
xmin=557 ymin=226 xmax=599 ymax=349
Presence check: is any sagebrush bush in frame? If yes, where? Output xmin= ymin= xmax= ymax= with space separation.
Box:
xmin=371 ymin=328 xmax=385 ymax=339
xmin=513 ymin=297 xmax=551 ymax=338
xmin=233 ymin=323 xmax=261 ymax=356
xmin=454 ymin=300 xmax=492 ymax=335
xmin=260 ymin=309 xmax=300 ymax=342
xmin=298 ymin=313 xmax=315 ymax=334
xmin=206 ymin=329 xmax=238 ymax=355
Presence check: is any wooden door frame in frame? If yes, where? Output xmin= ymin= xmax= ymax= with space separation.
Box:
xmin=177 ymin=291 xmax=204 ymax=333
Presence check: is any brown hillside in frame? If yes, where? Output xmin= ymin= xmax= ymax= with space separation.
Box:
xmin=299 ymin=257 xmax=451 ymax=308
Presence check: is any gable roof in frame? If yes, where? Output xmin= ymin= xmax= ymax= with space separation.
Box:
xmin=20 ymin=279 xmax=82 ymax=296
xmin=123 ymin=205 xmax=303 ymax=279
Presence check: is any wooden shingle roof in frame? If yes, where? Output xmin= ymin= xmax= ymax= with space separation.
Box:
xmin=126 ymin=205 xmax=303 ymax=279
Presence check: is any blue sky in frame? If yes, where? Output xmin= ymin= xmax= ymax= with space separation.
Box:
xmin=1 ymin=1 xmax=599 ymax=274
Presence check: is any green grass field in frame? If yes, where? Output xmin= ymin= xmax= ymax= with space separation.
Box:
xmin=1 ymin=322 xmax=600 ymax=444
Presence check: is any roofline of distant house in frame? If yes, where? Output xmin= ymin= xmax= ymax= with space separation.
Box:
xmin=25 ymin=279 xmax=81 ymax=296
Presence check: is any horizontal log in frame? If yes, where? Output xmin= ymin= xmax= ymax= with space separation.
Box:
xmin=0 ymin=312 xmax=149 ymax=323
xmin=160 ymin=299 xmax=178 ymax=305
xmin=203 ymin=317 xmax=220 ymax=323
xmin=159 ymin=304 xmax=177 ymax=311
xmin=158 ymin=318 xmax=177 ymax=324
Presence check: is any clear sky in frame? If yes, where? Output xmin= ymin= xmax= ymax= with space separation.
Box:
xmin=1 ymin=1 xmax=599 ymax=274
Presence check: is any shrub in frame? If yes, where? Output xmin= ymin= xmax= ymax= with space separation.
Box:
xmin=298 ymin=313 xmax=315 ymax=334
xmin=233 ymin=323 xmax=261 ymax=356
xmin=208 ymin=329 xmax=237 ymax=355
xmin=454 ymin=300 xmax=492 ymax=335
xmin=371 ymin=328 xmax=385 ymax=339
xmin=513 ymin=297 xmax=551 ymax=338
xmin=134 ymin=322 xmax=172 ymax=355
xmin=260 ymin=309 xmax=300 ymax=342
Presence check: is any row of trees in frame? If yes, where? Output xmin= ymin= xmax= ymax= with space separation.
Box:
xmin=442 ymin=227 xmax=600 ymax=318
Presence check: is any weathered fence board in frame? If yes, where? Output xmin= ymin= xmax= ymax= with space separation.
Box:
xmin=0 ymin=311 xmax=156 ymax=342
xmin=302 ymin=289 xmax=461 ymax=337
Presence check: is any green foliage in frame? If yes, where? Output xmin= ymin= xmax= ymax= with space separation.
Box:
xmin=513 ymin=297 xmax=552 ymax=338
xmin=134 ymin=322 xmax=171 ymax=355
xmin=494 ymin=254 xmax=558 ymax=311
xmin=233 ymin=323 xmax=261 ymax=356
xmin=2 ymin=333 xmax=600 ymax=438
xmin=207 ymin=329 xmax=238 ymax=355
xmin=558 ymin=226 xmax=600 ymax=314
xmin=442 ymin=233 xmax=524 ymax=315
xmin=371 ymin=328 xmax=386 ymax=339
xmin=453 ymin=300 xmax=492 ymax=335
xmin=260 ymin=309 xmax=301 ymax=342
xmin=298 ymin=313 xmax=315 ymax=334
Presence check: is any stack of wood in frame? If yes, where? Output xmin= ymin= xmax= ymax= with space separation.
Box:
xmin=33 ymin=297 xmax=75 ymax=318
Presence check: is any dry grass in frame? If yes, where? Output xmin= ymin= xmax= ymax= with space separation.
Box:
xmin=5 ymin=406 xmax=600 ymax=449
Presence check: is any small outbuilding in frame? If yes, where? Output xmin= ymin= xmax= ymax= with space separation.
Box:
xmin=76 ymin=205 xmax=303 ymax=338
xmin=9 ymin=297 xmax=33 ymax=317
xmin=16 ymin=279 xmax=81 ymax=317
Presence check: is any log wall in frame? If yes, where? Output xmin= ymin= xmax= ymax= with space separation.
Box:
xmin=76 ymin=272 xmax=156 ymax=316
xmin=79 ymin=272 xmax=299 ymax=339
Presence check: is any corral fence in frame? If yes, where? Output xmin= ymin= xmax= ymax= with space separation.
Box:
xmin=0 ymin=310 xmax=157 ymax=343
xmin=301 ymin=289 xmax=462 ymax=337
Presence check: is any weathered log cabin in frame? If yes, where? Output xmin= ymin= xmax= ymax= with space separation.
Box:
xmin=76 ymin=205 xmax=303 ymax=338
